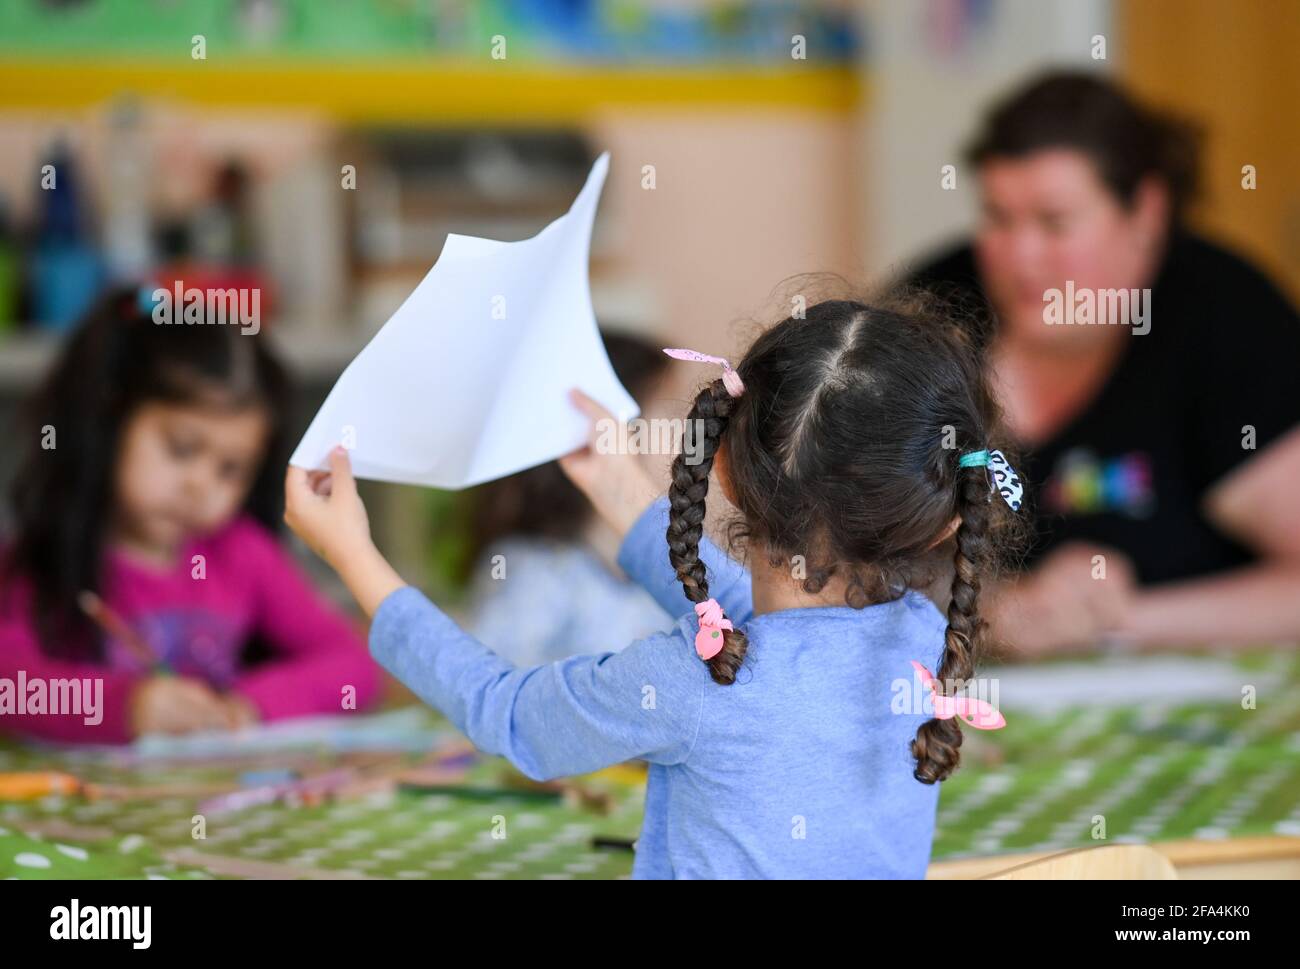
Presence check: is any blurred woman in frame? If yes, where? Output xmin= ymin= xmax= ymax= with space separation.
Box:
xmin=910 ymin=72 xmax=1300 ymax=655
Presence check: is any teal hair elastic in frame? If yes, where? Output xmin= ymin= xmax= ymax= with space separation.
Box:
xmin=959 ymin=448 xmax=1024 ymax=512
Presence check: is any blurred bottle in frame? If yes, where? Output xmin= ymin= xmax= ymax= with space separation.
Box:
xmin=192 ymin=159 xmax=258 ymax=268
xmin=29 ymin=140 xmax=103 ymax=331
xmin=0 ymin=198 xmax=17 ymax=332
xmin=102 ymin=100 xmax=154 ymax=282
xmin=157 ymin=162 xmax=273 ymax=326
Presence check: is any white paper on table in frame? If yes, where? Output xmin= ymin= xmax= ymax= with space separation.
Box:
xmin=991 ymin=655 xmax=1281 ymax=712
xmin=289 ymin=152 xmax=638 ymax=489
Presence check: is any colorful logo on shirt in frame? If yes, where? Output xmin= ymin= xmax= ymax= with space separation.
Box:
xmin=1042 ymin=448 xmax=1154 ymax=518
xmin=105 ymin=609 xmax=242 ymax=688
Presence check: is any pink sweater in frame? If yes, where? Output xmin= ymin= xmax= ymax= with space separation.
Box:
xmin=0 ymin=516 xmax=380 ymax=744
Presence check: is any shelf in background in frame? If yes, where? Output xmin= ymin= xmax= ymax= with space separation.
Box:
xmin=0 ymin=326 xmax=370 ymax=394
xmin=0 ymin=60 xmax=863 ymax=122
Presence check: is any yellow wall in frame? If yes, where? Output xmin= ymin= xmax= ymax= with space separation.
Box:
xmin=1120 ymin=0 xmax=1300 ymax=300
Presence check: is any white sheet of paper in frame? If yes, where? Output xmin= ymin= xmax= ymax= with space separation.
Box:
xmin=991 ymin=655 xmax=1279 ymax=712
xmin=289 ymin=152 xmax=638 ymax=489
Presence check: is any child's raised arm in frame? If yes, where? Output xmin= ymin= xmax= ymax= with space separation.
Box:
xmin=368 ymin=585 xmax=705 ymax=779
xmin=556 ymin=388 xmax=662 ymax=537
xmin=615 ymin=497 xmax=754 ymax=627
xmin=283 ymin=447 xmax=706 ymax=777
xmin=559 ymin=388 xmax=753 ymax=625
xmin=284 ymin=448 xmax=406 ymax=618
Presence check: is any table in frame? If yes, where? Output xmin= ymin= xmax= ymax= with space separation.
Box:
xmin=2 ymin=648 xmax=1297 ymax=879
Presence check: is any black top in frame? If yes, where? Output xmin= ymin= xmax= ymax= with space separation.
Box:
xmin=910 ymin=231 xmax=1300 ymax=584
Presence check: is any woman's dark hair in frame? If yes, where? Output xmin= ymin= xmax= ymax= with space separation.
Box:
xmin=468 ymin=330 xmax=670 ymax=555
xmin=3 ymin=285 xmax=292 ymax=660
xmin=666 ymin=293 xmax=1022 ymax=784
xmin=966 ymin=71 xmax=1201 ymax=222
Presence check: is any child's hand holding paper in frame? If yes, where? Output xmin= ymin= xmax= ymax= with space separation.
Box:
xmin=557 ymin=388 xmax=659 ymax=537
xmin=286 ymin=153 xmax=641 ymax=615
xmin=285 ymin=447 xmax=404 ymax=616
xmin=288 ymin=153 xmax=636 ymax=489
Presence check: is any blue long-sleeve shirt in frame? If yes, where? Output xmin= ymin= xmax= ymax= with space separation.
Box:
xmin=369 ymin=497 xmax=948 ymax=878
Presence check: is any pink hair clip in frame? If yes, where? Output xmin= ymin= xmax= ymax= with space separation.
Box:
xmin=693 ymin=599 xmax=734 ymax=660
xmin=663 ymin=348 xmax=745 ymax=398
xmin=910 ymin=660 xmax=1006 ymax=730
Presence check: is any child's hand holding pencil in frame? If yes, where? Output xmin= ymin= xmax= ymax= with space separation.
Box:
xmin=78 ymin=590 xmax=257 ymax=736
xmin=128 ymin=676 xmax=248 ymax=736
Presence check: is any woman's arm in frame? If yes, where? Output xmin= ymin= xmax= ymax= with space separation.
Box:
xmin=1115 ymin=563 xmax=1300 ymax=647
xmin=1115 ymin=427 xmax=1300 ymax=647
xmin=1205 ymin=425 xmax=1300 ymax=562
xmin=984 ymin=542 xmax=1136 ymax=658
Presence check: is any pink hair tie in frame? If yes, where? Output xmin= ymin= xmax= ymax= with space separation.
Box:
xmin=663 ymin=348 xmax=745 ymax=398
xmin=693 ymin=599 xmax=734 ymax=660
xmin=910 ymin=660 xmax=1007 ymax=730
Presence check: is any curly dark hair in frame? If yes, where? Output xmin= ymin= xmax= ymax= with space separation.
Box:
xmin=666 ymin=292 xmax=1023 ymax=783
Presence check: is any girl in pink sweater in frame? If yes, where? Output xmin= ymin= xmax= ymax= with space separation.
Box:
xmin=0 ymin=286 xmax=379 ymax=743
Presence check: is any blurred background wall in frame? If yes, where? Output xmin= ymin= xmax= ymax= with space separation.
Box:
xmin=861 ymin=0 xmax=1112 ymax=274
xmin=1119 ymin=0 xmax=1300 ymax=303
xmin=0 ymin=0 xmax=1295 ymax=588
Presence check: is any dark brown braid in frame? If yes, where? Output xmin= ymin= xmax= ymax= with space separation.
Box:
xmin=666 ymin=378 xmax=747 ymax=685
xmin=910 ymin=464 xmax=993 ymax=784
xmin=662 ymin=291 xmax=1022 ymax=779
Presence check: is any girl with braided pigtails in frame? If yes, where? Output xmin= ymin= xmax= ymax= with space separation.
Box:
xmin=286 ymin=294 xmax=1025 ymax=879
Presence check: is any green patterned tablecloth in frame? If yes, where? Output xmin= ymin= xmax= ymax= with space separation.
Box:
xmin=932 ymin=649 xmax=1300 ymax=858
xmin=2 ymin=649 xmax=1297 ymax=879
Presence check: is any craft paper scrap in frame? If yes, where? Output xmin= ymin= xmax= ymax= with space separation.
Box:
xmin=121 ymin=709 xmax=456 ymax=760
xmin=289 ymin=152 xmax=637 ymax=489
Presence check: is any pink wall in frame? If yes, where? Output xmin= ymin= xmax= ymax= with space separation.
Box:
xmin=592 ymin=110 xmax=864 ymax=363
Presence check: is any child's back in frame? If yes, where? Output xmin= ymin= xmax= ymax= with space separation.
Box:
xmin=372 ymin=545 xmax=946 ymax=879
xmin=624 ymin=503 xmax=946 ymax=877
xmin=656 ymin=607 xmax=944 ymax=878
